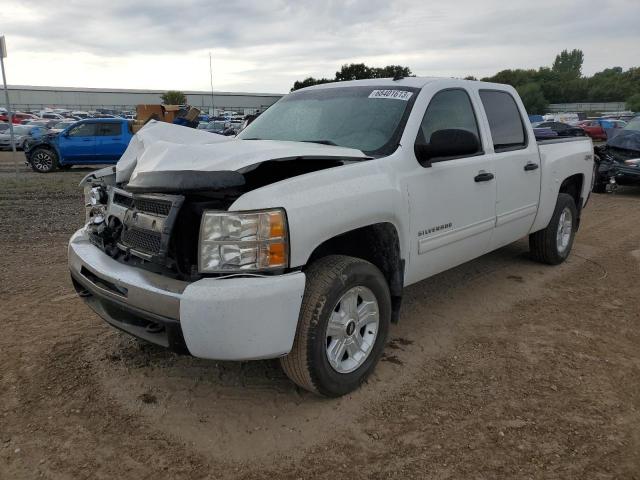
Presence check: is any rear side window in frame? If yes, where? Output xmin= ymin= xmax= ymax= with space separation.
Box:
xmin=416 ymin=89 xmax=481 ymax=149
xmin=480 ymin=90 xmax=527 ymax=151
xmin=98 ymin=123 xmax=121 ymax=136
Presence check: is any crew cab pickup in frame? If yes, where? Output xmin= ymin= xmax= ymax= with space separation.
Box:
xmin=70 ymin=78 xmax=594 ymax=396
xmin=25 ymin=118 xmax=133 ymax=172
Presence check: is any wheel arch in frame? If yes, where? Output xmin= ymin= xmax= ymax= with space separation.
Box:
xmin=559 ymin=173 xmax=584 ymax=227
xmin=305 ymin=222 xmax=405 ymax=323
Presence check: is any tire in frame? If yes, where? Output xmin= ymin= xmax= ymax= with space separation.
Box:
xmin=280 ymin=255 xmax=391 ymax=397
xmin=529 ymin=193 xmax=578 ymax=265
xmin=29 ymin=147 xmax=58 ymax=173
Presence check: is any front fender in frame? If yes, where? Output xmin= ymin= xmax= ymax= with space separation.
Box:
xmin=229 ymin=159 xmax=408 ymax=268
xmin=25 ymin=138 xmax=60 ymax=161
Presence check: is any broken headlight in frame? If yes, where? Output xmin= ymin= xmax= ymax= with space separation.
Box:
xmin=84 ymin=185 xmax=107 ymax=224
xmin=198 ymin=209 xmax=288 ymax=273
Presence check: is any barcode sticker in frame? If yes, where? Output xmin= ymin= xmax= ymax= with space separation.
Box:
xmin=368 ymin=90 xmax=413 ymax=101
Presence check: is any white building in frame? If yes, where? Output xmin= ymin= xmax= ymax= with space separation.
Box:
xmin=6 ymin=85 xmax=283 ymax=115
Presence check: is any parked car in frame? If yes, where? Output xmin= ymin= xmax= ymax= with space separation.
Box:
xmin=73 ymin=78 xmax=593 ymax=396
xmin=0 ymin=112 xmax=39 ymax=124
xmin=578 ymin=119 xmax=627 ymax=141
xmin=533 ymin=127 xmax=558 ymax=139
xmin=533 ymin=121 xmax=586 ymax=137
xmin=0 ymin=124 xmax=47 ymax=150
xmin=39 ymin=112 xmax=66 ymax=120
xmin=593 ymin=116 xmax=640 ymax=192
xmin=22 ymin=119 xmax=59 ymax=129
xmin=25 ymin=118 xmax=134 ymax=172
xmin=200 ymin=120 xmax=230 ymax=135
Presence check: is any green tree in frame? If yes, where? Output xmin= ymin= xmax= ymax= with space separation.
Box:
xmin=552 ymin=49 xmax=584 ymax=78
xmin=372 ymin=65 xmax=413 ymax=79
xmin=335 ymin=63 xmax=374 ymax=81
xmin=627 ymin=93 xmax=640 ymax=112
xmin=291 ymin=77 xmax=332 ymax=91
xmin=161 ymin=90 xmax=187 ymax=105
xmin=516 ymin=83 xmax=548 ymax=114
xmin=291 ymin=63 xmax=413 ymax=90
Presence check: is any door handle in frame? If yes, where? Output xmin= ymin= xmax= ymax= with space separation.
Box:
xmin=474 ymin=172 xmax=494 ymax=182
xmin=524 ymin=162 xmax=539 ymax=171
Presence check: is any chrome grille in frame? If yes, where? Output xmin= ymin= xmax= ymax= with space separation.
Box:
xmin=121 ymin=227 xmax=162 ymax=255
xmin=133 ymin=197 xmax=172 ymax=216
xmin=113 ymin=192 xmax=133 ymax=208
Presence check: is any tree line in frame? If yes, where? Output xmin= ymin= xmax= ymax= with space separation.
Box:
xmin=291 ymin=50 xmax=640 ymax=114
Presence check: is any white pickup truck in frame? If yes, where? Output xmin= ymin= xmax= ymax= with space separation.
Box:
xmin=70 ymin=77 xmax=594 ymax=396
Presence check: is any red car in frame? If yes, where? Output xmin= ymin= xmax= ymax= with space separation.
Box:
xmin=578 ymin=119 xmax=627 ymax=141
xmin=0 ymin=112 xmax=39 ymax=124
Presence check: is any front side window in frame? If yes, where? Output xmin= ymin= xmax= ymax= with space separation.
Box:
xmin=237 ymin=86 xmax=418 ymax=156
xmin=480 ymin=90 xmax=527 ymax=151
xmin=67 ymin=123 xmax=96 ymax=137
xmin=415 ymin=89 xmax=481 ymax=149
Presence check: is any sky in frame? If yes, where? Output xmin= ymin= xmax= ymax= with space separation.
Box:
xmin=1 ymin=0 xmax=638 ymax=94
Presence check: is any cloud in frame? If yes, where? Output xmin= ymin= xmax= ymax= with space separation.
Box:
xmin=0 ymin=0 xmax=638 ymax=93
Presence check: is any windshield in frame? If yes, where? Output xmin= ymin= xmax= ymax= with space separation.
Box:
xmin=623 ymin=116 xmax=640 ymax=131
xmin=237 ymin=85 xmax=419 ymax=156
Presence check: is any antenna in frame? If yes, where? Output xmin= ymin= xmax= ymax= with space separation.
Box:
xmin=209 ymin=51 xmax=215 ymax=116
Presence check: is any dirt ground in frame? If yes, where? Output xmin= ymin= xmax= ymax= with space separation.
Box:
xmin=1 ymin=151 xmax=639 ymax=479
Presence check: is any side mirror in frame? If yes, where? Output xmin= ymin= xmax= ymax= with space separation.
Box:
xmin=415 ymin=129 xmax=480 ymax=167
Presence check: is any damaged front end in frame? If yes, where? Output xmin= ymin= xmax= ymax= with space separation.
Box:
xmin=81 ymin=155 xmax=365 ymax=281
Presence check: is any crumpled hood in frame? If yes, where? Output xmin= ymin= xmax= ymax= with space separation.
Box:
xmin=116 ymin=120 xmax=368 ymax=184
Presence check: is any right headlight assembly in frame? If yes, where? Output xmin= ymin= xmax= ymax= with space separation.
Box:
xmin=198 ymin=208 xmax=289 ymax=273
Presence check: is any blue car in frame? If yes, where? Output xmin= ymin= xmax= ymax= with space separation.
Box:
xmin=25 ymin=118 xmax=134 ymax=173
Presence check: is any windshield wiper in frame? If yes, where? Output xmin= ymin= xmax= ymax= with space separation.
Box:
xmin=300 ymin=139 xmax=339 ymax=146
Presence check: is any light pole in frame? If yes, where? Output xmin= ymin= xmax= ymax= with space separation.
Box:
xmin=0 ymin=35 xmax=18 ymax=177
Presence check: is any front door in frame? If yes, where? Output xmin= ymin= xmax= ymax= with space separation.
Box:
xmin=404 ymin=88 xmax=497 ymax=285
xmin=58 ymin=122 xmax=97 ymax=162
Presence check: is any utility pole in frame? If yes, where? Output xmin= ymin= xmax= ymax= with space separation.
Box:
xmin=0 ymin=35 xmax=18 ymax=177
xmin=209 ymin=52 xmax=215 ymax=117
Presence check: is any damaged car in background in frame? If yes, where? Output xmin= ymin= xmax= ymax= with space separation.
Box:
xmin=70 ymin=78 xmax=593 ymax=397
xmin=592 ymin=116 xmax=640 ymax=193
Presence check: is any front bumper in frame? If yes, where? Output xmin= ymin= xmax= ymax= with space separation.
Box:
xmin=68 ymin=228 xmax=306 ymax=360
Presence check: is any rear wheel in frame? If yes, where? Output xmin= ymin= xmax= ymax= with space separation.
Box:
xmin=29 ymin=148 xmax=58 ymax=173
xmin=529 ymin=193 xmax=578 ymax=265
xmin=280 ymin=255 xmax=391 ymax=397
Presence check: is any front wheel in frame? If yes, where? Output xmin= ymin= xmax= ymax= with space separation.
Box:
xmin=29 ymin=148 xmax=58 ymax=173
xmin=529 ymin=193 xmax=578 ymax=265
xmin=280 ymin=255 xmax=391 ymax=397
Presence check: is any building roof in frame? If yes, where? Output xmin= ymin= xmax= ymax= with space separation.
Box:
xmin=6 ymin=84 xmax=284 ymax=97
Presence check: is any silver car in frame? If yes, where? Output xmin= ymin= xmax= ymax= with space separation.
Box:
xmin=0 ymin=124 xmax=46 ymax=150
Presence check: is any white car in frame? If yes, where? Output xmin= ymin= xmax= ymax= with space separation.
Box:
xmin=70 ymin=77 xmax=593 ymax=396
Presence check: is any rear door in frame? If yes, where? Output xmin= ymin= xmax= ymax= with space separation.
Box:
xmin=96 ymin=122 xmax=128 ymax=162
xmin=58 ymin=122 xmax=97 ymax=162
xmin=404 ymin=88 xmax=496 ymax=284
xmin=478 ymin=90 xmax=541 ymax=250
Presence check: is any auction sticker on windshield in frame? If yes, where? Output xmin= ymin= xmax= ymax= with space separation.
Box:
xmin=368 ymin=90 xmax=413 ymax=101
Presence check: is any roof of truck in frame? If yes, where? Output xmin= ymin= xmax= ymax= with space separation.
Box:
xmin=300 ymin=76 xmax=511 ymax=92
